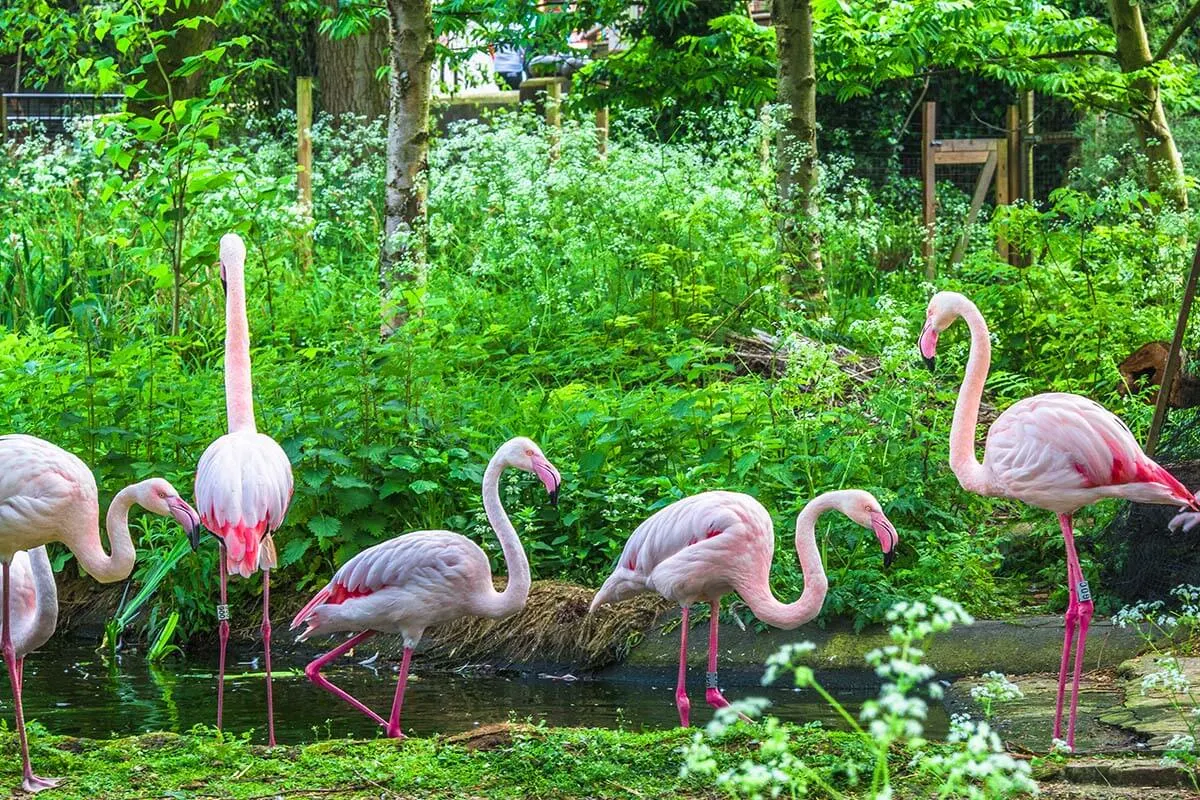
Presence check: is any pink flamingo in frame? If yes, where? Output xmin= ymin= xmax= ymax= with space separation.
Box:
xmin=0 ymin=433 xmax=201 ymax=793
xmin=589 ymin=489 xmax=899 ymax=727
xmin=5 ymin=548 xmax=57 ymax=793
xmin=918 ymin=290 xmax=1199 ymax=749
xmin=194 ymin=233 xmax=294 ymax=747
xmin=290 ymin=437 xmax=561 ymax=739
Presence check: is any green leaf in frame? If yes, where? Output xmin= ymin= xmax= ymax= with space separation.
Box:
xmin=409 ymin=479 xmax=439 ymax=494
xmin=307 ymin=515 xmax=342 ymax=539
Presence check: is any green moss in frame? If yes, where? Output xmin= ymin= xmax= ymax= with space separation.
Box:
xmin=0 ymin=723 xmax=903 ymax=799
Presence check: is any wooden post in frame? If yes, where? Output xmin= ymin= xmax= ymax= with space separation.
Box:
xmin=950 ymin=150 xmax=998 ymax=266
xmin=1021 ymin=91 xmax=1034 ymax=203
xmin=1147 ymin=238 xmax=1200 ymax=456
xmin=296 ymin=77 xmax=314 ymax=270
xmin=995 ymin=132 xmax=1010 ymax=263
xmin=596 ymin=105 xmax=609 ymax=158
xmin=547 ymin=78 xmax=562 ymax=160
xmin=921 ymin=101 xmax=936 ymax=279
xmin=0 ymin=94 xmax=7 ymax=143
xmin=1006 ymin=105 xmax=1020 ymax=203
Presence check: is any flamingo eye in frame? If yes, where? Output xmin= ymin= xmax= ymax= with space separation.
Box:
xmin=526 ymin=449 xmax=534 ymax=456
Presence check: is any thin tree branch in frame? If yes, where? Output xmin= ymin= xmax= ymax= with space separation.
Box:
xmin=1153 ymin=0 xmax=1200 ymax=62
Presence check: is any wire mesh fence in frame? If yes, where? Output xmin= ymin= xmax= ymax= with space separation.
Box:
xmin=0 ymin=93 xmax=125 ymax=141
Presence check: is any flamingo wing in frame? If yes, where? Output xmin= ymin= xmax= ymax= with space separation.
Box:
xmin=0 ymin=435 xmax=96 ymax=557
xmin=196 ymin=431 xmax=294 ymax=578
xmin=290 ymin=531 xmax=484 ymax=632
xmin=985 ymin=393 xmax=1193 ymax=507
xmin=591 ymin=491 xmax=770 ymax=608
xmin=7 ymin=547 xmax=56 ymax=657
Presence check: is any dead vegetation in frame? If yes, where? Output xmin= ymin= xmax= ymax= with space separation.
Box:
xmin=423 ymin=580 xmax=671 ymax=669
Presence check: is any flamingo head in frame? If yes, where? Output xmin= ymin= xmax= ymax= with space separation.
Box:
xmin=133 ymin=478 xmax=203 ymax=544
xmin=919 ymin=291 xmax=964 ymax=371
xmin=838 ymin=490 xmax=899 ymax=568
xmin=501 ymin=436 xmax=563 ymax=507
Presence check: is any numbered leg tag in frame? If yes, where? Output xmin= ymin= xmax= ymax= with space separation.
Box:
xmin=216 ymin=604 xmax=231 ymax=622
xmin=705 ymin=671 xmax=720 ymax=690
xmin=1077 ymin=580 xmax=1092 ymax=603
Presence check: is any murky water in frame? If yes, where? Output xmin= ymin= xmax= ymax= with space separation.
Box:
xmin=8 ymin=641 xmax=950 ymax=744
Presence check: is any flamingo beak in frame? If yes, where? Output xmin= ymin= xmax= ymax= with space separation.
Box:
xmin=918 ymin=324 xmax=938 ymax=371
xmin=870 ymin=510 xmax=899 ymax=568
xmin=169 ymin=497 xmax=204 ymax=551
xmin=531 ymin=453 xmax=562 ymax=508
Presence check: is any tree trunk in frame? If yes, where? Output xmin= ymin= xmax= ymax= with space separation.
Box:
xmin=772 ymin=0 xmax=823 ymax=299
xmin=1108 ymin=0 xmax=1189 ymax=210
xmin=129 ymin=0 xmax=222 ymax=117
xmin=316 ymin=0 xmax=389 ymax=120
xmin=380 ymin=0 xmax=433 ymax=337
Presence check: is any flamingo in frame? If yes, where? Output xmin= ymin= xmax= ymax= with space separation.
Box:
xmin=589 ymin=489 xmax=899 ymax=727
xmin=0 ymin=434 xmax=201 ymax=793
xmin=918 ymin=290 xmax=1199 ymax=749
xmin=5 ymin=548 xmax=57 ymax=793
xmin=194 ymin=233 xmax=294 ymax=746
xmin=290 ymin=437 xmax=561 ymax=739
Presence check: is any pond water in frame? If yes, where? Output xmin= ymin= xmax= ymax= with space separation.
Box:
xmin=10 ymin=641 xmax=951 ymax=744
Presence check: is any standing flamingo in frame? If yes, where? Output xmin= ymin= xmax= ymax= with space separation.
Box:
xmin=0 ymin=434 xmax=201 ymax=793
xmin=290 ymin=437 xmax=561 ymax=738
xmin=918 ymin=290 xmax=1199 ymax=749
xmin=589 ymin=489 xmax=899 ymax=727
xmin=194 ymin=233 xmax=294 ymax=746
xmin=5 ymin=548 xmax=57 ymax=793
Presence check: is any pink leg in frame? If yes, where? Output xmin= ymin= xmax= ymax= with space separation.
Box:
xmin=3 ymin=561 xmax=59 ymax=793
xmin=385 ymin=647 xmax=413 ymax=739
xmin=704 ymin=602 xmax=752 ymax=723
xmin=676 ymin=605 xmax=691 ymax=727
xmin=1062 ymin=517 xmax=1094 ymax=751
xmin=1052 ymin=514 xmax=1077 ymax=744
xmin=262 ymin=569 xmax=276 ymax=747
xmin=217 ymin=542 xmax=229 ymax=732
xmin=304 ymin=630 xmax=387 ymax=728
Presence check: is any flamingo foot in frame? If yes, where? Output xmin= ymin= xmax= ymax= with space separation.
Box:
xmin=705 ymin=685 xmax=752 ymax=723
xmin=675 ymin=691 xmax=691 ymax=728
xmin=384 ymin=724 xmax=408 ymax=740
xmin=22 ymin=774 xmax=62 ymax=793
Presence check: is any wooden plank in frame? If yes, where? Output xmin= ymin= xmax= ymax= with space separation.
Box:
xmin=933 ymin=138 xmax=998 ymax=152
xmin=1021 ymin=91 xmax=1035 ymax=202
xmin=922 ymin=101 xmax=936 ymax=279
xmin=596 ymin=105 xmax=608 ymax=158
xmin=0 ymin=94 xmax=6 ymax=142
xmin=996 ymin=136 xmax=1010 ymax=263
xmin=934 ymin=150 xmax=993 ymax=165
xmin=950 ymin=151 xmax=997 ymax=266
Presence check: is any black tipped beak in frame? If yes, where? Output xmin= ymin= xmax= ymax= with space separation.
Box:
xmin=922 ymin=355 xmax=936 ymax=372
xmin=883 ymin=548 xmax=896 ymax=568
xmin=221 ymin=276 xmax=228 ymax=297
xmin=548 ymin=485 xmax=560 ymax=508
xmin=188 ymin=524 xmax=202 ymax=552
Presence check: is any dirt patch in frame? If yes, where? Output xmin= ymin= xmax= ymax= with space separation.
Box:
xmin=444 ymin=721 xmax=543 ymax=751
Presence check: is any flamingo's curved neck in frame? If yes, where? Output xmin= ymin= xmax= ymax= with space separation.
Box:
xmin=738 ymin=494 xmax=833 ymax=630
xmin=948 ymin=297 xmax=992 ymax=495
xmin=480 ymin=456 xmax=531 ymax=618
xmin=224 ymin=256 xmax=256 ymax=434
xmin=24 ymin=547 xmax=57 ymax=653
xmin=74 ymin=486 xmax=138 ymax=584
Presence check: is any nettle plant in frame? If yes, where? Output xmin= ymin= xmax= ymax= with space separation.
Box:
xmin=1113 ymin=585 xmax=1200 ymax=787
xmin=79 ymin=0 xmax=272 ymax=335
xmin=683 ymin=597 xmax=1037 ymax=799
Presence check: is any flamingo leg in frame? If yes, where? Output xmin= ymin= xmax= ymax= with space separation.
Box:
xmin=303 ymin=630 xmax=387 ymax=728
xmin=262 ymin=569 xmax=276 ymax=747
xmin=385 ymin=647 xmax=413 ymax=739
xmin=217 ymin=541 xmax=229 ymax=733
xmin=676 ymin=605 xmax=691 ymax=727
xmin=703 ymin=601 xmax=752 ymax=724
xmin=1062 ymin=515 xmax=1093 ymax=751
xmin=2 ymin=561 xmax=59 ymax=793
xmin=1052 ymin=514 xmax=1077 ymax=745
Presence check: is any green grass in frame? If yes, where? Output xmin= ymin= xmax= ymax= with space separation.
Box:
xmin=2 ymin=723 xmax=884 ymax=799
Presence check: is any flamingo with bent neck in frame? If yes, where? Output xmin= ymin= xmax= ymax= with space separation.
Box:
xmin=918 ymin=290 xmax=1199 ymax=749
xmin=194 ymin=233 xmax=294 ymax=746
xmin=290 ymin=437 xmax=561 ymax=738
xmin=0 ymin=433 xmax=201 ymax=793
xmin=589 ymin=489 xmax=899 ymax=726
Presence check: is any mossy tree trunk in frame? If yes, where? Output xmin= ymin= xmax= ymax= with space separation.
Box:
xmin=316 ymin=0 xmax=389 ymax=120
xmin=772 ymin=0 xmax=823 ymax=300
xmin=1108 ymin=0 xmax=1189 ymax=210
xmin=380 ymin=0 xmax=433 ymax=337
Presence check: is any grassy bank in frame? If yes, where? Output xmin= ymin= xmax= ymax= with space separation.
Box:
xmin=2 ymin=723 xmax=899 ymax=799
